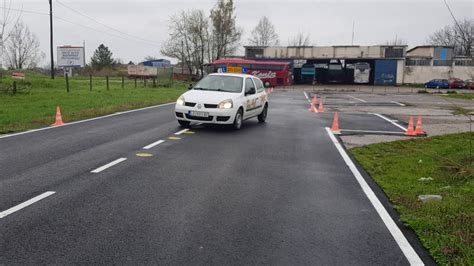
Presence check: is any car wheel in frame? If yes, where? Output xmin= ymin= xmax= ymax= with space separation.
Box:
xmin=233 ymin=109 xmax=243 ymax=130
xmin=258 ymin=104 xmax=268 ymax=123
xmin=436 ymin=86 xmax=439 ymax=89
xmin=178 ymin=120 xmax=190 ymax=128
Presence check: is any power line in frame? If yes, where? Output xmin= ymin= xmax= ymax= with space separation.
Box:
xmin=0 ymin=6 xmax=161 ymax=48
xmin=442 ymin=0 xmax=470 ymax=44
xmin=55 ymin=0 xmax=160 ymax=46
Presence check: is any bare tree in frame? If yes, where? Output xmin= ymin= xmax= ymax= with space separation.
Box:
xmin=209 ymin=0 xmax=241 ymax=60
xmin=427 ymin=19 xmax=473 ymax=56
xmin=161 ymin=9 xmax=210 ymax=78
xmin=288 ymin=32 xmax=311 ymax=46
xmin=248 ymin=16 xmax=279 ymax=47
xmin=384 ymin=36 xmax=408 ymax=46
xmin=5 ymin=21 xmax=42 ymax=69
xmin=0 ymin=0 xmax=21 ymax=59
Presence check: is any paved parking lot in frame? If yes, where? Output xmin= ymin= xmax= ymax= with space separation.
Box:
xmin=0 ymin=88 xmax=433 ymax=264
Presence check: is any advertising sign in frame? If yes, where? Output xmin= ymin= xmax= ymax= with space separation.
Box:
xmin=57 ymin=46 xmax=85 ymax=67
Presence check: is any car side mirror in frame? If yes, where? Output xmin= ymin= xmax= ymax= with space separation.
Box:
xmin=246 ymin=87 xmax=256 ymax=96
xmin=188 ymin=83 xmax=193 ymax=90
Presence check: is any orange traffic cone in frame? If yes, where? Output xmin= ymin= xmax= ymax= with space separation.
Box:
xmin=405 ymin=116 xmax=416 ymax=136
xmin=318 ymin=100 xmax=325 ymax=113
xmin=415 ymin=115 xmax=425 ymax=136
xmin=331 ymin=112 xmax=341 ymax=134
xmin=51 ymin=106 xmax=65 ymax=126
xmin=313 ymin=95 xmax=318 ymax=106
xmin=309 ymin=96 xmax=317 ymax=113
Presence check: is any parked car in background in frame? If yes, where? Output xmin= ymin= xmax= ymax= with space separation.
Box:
xmin=448 ymin=78 xmax=465 ymax=89
xmin=464 ymin=79 xmax=474 ymax=90
xmin=424 ymin=79 xmax=449 ymax=89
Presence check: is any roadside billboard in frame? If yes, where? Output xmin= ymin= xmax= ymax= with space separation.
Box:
xmin=57 ymin=46 xmax=85 ymax=67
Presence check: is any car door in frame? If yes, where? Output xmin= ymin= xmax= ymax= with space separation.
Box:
xmin=252 ymin=77 xmax=267 ymax=114
xmin=244 ymin=77 xmax=258 ymax=118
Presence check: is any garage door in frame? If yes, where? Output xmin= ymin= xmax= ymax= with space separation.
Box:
xmin=374 ymin=60 xmax=397 ymax=85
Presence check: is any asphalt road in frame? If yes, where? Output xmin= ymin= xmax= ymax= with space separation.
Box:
xmin=0 ymin=91 xmax=426 ymax=264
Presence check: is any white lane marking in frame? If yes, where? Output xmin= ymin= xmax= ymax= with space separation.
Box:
xmin=174 ymin=128 xmax=189 ymax=135
xmin=348 ymin=95 xmax=367 ymax=103
xmin=91 ymin=158 xmax=127 ymax=173
xmin=0 ymin=102 xmax=175 ymax=140
xmin=341 ymin=129 xmax=406 ymax=134
xmin=143 ymin=140 xmax=165 ymax=150
xmin=0 ymin=191 xmax=56 ymax=219
xmin=304 ymin=92 xmax=310 ymax=102
xmin=325 ymin=128 xmax=423 ymax=265
xmin=391 ymin=101 xmax=406 ymax=106
xmin=371 ymin=113 xmax=407 ymax=131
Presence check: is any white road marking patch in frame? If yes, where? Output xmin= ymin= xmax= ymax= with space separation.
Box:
xmin=91 ymin=158 xmax=127 ymax=173
xmin=371 ymin=113 xmax=407 ymax=131
xmin=303 ymin=92 xmax=310 ymax=102
xmin=143 ymin=140 xmax=165 ymax=150
xmin=325 ymin=128 xmax=423 ymax=265
xmin=0 ymin=191 xmax=56 ymax=219
xmin=174 ymin=129 xmax=189 ymax=135
xmin=391 ymin=101 xmax=406 ymax=106
xmin=348 ymin=95 xmax=367 ymax=103
xmin=0 ymin=103 xmax=175 ymax=140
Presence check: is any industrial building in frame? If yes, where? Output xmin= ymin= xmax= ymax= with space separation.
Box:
xmin=244 ymin=45 xmax=473 ymax=85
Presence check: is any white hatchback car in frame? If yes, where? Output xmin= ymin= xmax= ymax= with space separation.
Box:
xmin=175 ymin=73 xmax=268 ymax=129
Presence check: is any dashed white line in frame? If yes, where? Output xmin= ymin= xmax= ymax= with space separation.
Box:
xmin=391 ymin=101 xmax=406 ymax=106
xmin=0 ymin=191 xmax=56 ymax=219
xmin=143 ymin=140 xmax=165 ymax=150
xmin=174 ymin=129 xmax=189 ymax=135
xmin=325 ymin=128 xmax=423 ymax=265
xmin=348 ymin=95 xmax=367 ymax=103
xmin=91 ymin=158 xmax=127 ymax=173
xmin=371 ymin=113 xmax=407 ymax=131
xmin=304 ymin=92 xmax=310 ymax=102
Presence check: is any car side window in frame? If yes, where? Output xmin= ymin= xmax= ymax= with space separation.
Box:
xmin=245 ymin=78 xmax=255 ymax=94
xmin=253 ymin=78 xmax=264 ymax=93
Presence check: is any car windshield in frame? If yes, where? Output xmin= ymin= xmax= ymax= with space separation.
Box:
xmin=193 ymin=75 xmax=243 ymax=93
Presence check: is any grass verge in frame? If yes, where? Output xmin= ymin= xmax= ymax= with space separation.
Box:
xmin=445 ymin=94 xmax=474 ymax=100
xmin=351 ymin=133 xmax=473 ymax=265
xmin=0 ymin=73 xmax=186 ymax=134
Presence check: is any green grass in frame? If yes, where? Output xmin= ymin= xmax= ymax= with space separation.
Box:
xmin=0 ymin=73 xmax=186 ymax=134
xmin=445 ymin=94 xmax=474 ymax=100
xmin=351 ymin=133 xmax=473 ymax=265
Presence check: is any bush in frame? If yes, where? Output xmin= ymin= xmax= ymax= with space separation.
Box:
xmin=417 ymin=89 xmax=428 ymax=94
xmin=446 ymin=90 xmax=458 ymax=94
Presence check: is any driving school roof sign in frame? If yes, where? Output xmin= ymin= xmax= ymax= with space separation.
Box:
xmin=57 ymin=46 xmax=85 ymax=67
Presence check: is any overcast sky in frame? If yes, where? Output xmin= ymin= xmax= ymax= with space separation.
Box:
xmin=6 ymin=0 xmax=474 ymax=65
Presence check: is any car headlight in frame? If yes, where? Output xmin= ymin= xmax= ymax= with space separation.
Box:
xmin=176 ymin=95 xmax=185 ymax=106
xmin=218 ymin=99 xmax=233 ymax=109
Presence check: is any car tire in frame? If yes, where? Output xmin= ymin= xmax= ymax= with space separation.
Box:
xmin=258 ymin=104 xmax=268 ymax=123
xmin=233 ymin=108 xmax=243 ymax=130
xmin=178 ymin=120 xmax=190 ymax=128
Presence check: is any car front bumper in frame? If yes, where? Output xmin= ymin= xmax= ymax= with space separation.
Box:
xmin=175 ymin=104 xmax=237 ymax=124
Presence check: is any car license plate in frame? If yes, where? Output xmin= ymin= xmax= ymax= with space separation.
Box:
xmin=189 ymin=111 xmax=209 ymax=117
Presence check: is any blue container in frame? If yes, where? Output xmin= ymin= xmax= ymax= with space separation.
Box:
xmin=374 ymin=60 xmax=397 ymax=85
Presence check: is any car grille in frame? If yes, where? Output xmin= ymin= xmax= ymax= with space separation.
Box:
xmin=216 ymin=116 xmax=230 ymax=121
xmin=204 ymin=104 xmax=218 ymax=109
xmin=185 ymin=114 xmax=213 ymax=121
xmin=184 ymin=102 xmax=196 ymax=107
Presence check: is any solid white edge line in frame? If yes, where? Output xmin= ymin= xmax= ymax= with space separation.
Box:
xmin=348 ymin=95 xmax=367 ymax=103
xmin=143 ymin=140 xmax=165 ymax=150
xmin=0 ymin=102 xmax=175 ymax=140
xmin=391 ymin=101 xmax=406 ymax=106
xmin=303 ymin=92 xmax=311 ymax=103
xmin=174 ymin=128 xmax=189 ymax=135
xmin=0 ymin=191 xmax=56 ymax=219
xmin=325 ymin=128 xmax=424 ymax=265
xmin=91 ymin=158 xmax=127 ymax=174
xmin=371 ymin=113 xmax=407 ymax=131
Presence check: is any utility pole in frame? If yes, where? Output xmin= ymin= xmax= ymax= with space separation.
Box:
xmin=351 ymin=21 xmax=355 ymax=45
xmin=181 ymin=40 xmax=184 ymax=75
xmin=49 ymin=0 xmax=55 ymax=79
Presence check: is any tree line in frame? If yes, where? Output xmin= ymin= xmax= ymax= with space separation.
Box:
xmin=0 ymin=0 xmax=471 ymax=72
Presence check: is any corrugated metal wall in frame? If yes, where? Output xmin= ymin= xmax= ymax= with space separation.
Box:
xmin=374 ymin=60 xmax=397 ymax=85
